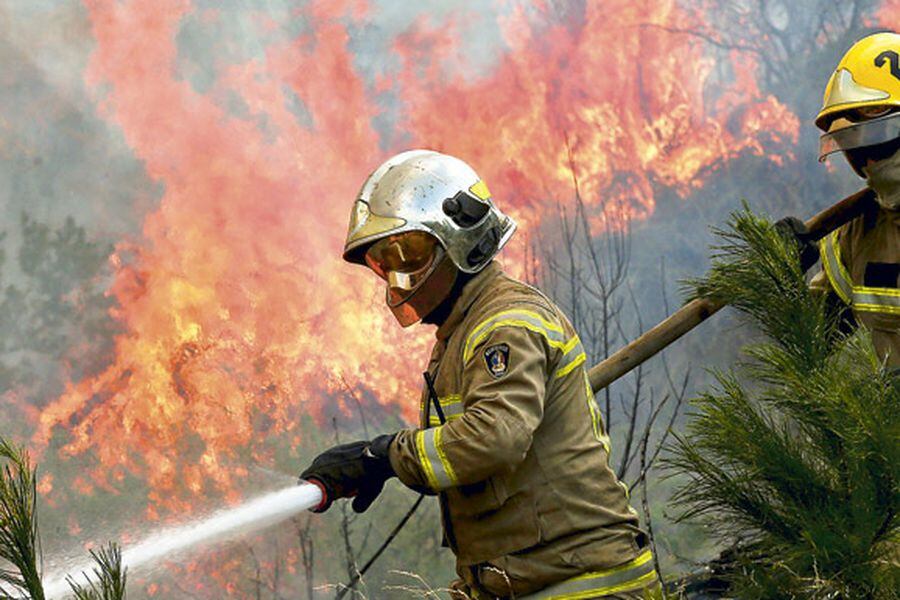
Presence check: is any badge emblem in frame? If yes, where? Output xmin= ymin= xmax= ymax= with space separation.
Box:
xmin=483 ymin=343 xmax=510 ymax=378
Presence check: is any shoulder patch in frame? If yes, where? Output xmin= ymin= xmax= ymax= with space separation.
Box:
xmin=483 ymin=343 xmax=510 ymax=378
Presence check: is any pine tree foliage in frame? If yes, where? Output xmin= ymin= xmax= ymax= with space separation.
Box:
xmin=0 ymin=435 xmax=127 ymax=600
xmin=667 ymin=206 xmax=899 ymax=599
xmin=66 ymin=544 xmax=127 ymax=600
xmin=0 ymin=438 xmax=43 ymax=600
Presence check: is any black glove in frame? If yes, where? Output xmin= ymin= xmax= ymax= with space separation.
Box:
xmin=300 ymin=433 xmax=395 ymax=513
xmin=774 ymin=216 xmax=820 ymax=272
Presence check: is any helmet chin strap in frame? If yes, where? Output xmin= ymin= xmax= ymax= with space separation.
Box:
xmin=863 ymin=147 xmax=900 ymax=210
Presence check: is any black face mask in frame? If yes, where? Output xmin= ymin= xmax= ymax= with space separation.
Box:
xmin=844 ymin=136 xmax=900 ymax=177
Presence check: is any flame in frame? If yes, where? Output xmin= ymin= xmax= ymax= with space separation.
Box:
xmin=32 ymin=0 xmax=800 ymax=522
xmin=392 ymin=1 xmax=798 ymax=232
xmin=877 ymin=2 xmax=900 ymax=22
xmin=35 ymin=0 xmax=415 ymax=514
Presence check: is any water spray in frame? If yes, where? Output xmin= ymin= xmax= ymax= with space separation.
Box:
xmin=42 ymin=482 xmax=323 ymax=599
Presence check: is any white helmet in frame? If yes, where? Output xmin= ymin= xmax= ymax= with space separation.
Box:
xmin=343 ymin=150 xmax=516 ymax=326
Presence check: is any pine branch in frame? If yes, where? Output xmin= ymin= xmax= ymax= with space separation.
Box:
xmin=666 ymin=206 xmax=899 ymax=598
xmin=0 ymin=435 xmax=128 ymax=600
xmin=66 ymin=543 xmax=127 ymax=600
xmin=0 ymin=438 xmax=44 ymax=600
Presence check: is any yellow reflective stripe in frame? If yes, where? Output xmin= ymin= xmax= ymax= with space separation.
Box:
xmin=557 ymin=550 xmax=652 ymax=582
xmin=439 ymin=394 xmax=462 ymax=407
xmin=583 ymin=372 xmax=609 ymax=451
xmin=556 ymin=336 xmax=586 ymax=378
xmin=429 ymin=414 xmax=463 ymax=426
xmin=854 ymin=285 xmax=900 ymax=297
xmin=428 ymin=394 xmax=464 ymax=426
xmin=415 ymin=427 xmax=457 ymax=490
xmin=819 ymin=233 xmax=900 ymax=315
xmin=414 ymin=430 xmax=440 ymax=489
xmin=557 ymin=571 xmax=659 ymax=600
xmin=821 ymin=232 xmax=853 ymax=305
xmin=829 ymin=231 xmax=854 ymax=292
xmin=556 ymin=352 xmax=586 ymax=378
xmin=523 ymin=551 xmax=657 ymax=600
xmin=433 ymin=427 xmax=458 ymax=487
xmin=854 ymin=303 xmax=900 ymax=315
xmin=852 ymin=286 xmax=900 ymax=314
xmin=464 ymin=309 xmax=565 ymax=362
xmin=561 ymin=335 xmax=581 ymax=352
xmin=472 ymin=309 xmax=564 ymax=336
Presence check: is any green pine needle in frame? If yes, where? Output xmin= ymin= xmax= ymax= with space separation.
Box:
xmin=0 ymin=438 xmax=44 ymax=600
xmin=667 ymin=205 xmax=899 ymax=599
xmin=66 ymin=543 xmax=127 ymax=600
xmin=0 ymin=435 xmax=127 ymax=600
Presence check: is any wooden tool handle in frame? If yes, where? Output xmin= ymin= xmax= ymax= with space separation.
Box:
xmin=587 ymin=188 xmax=876 ymax=393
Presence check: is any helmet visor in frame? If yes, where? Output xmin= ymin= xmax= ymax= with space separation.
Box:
xmin=385 ymin=253 xmax=458 ymax=327
xmin=364 ymin=231 xmax=440 ymax=297
xmin=819 ymin=111 xmax=900 ymax=161
xmin=364 ymin=231 xmax=456 ymax=327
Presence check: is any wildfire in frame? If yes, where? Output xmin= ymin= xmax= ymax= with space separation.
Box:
xmin=877 ymin=2 xmax=900 ymax=24
xmin=393 ymin=1 xmax=798 ymax=232
xmin=35 ymin=0 xmax=403 ymax=514
xmin=33 ymin=0 xmax=798 ymax=521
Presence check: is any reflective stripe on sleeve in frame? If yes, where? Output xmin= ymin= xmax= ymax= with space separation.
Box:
xmin=820 ymin=231 xmax=853 ymax=305
xmin=556 ymin=336 xmax=586 ymax=378
xmin=464 ymin=309 xmax=566 ymax=362
xmin=428 ymin=394 xmax=464 ymax=427
xmin=853 ymin=286 xmax=900 ymax=315
xmin=414 ymin=427 xmax=457 ymax=490
xmin=584 ymin=372 xmax=610 ymax=453
xmin=820 ymin=233 xmax=900 ymax=315
xmin=521 ymin=550 xmax=658 ymax=600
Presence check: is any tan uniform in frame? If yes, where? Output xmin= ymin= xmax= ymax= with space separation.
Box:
xmin=388 ymin=263 xmax=660 ymax=599
xmin=811 ymin=203 xmax=900 ymax=368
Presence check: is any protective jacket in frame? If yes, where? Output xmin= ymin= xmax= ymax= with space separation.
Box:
xmin=811 ymin=202 xmax=900 ymax=368
xmin=388 ymin=263 xmax=658 ymax=598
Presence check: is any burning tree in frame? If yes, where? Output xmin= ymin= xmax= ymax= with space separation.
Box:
xmin=666 ymin=208 xmax=899 ymax=598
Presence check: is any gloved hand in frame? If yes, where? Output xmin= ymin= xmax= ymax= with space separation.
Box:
xmin=300 ymin=433 xmax=396 ymax=513
xmin=774 ymin=216 xmax=820 ymax=272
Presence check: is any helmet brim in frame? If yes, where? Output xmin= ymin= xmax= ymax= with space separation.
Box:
xmin=818 ymin=111 xmax=900 ymax=161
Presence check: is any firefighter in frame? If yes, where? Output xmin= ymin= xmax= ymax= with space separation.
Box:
xmin=779 ymin=31 xmax=900 ymax=368
xmin=301 ymin=150 xmax=662 ymax=599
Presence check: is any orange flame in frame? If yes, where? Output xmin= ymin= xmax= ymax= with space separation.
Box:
xmin=393 ymin=1 xmax=797 ymax=232
xmin=877 ymin=2 xmax=900 ymax=23
xmin=35 ymin=0 xmax=417 ymax=514
xmin=34 ymin=0 xmax=799 ymax=517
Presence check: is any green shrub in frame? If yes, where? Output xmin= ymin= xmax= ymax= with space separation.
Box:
xmin=667 ymin=207 xmax=899 ymax=599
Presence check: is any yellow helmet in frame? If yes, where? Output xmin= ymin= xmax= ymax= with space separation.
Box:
xmin=816 ymin=32 xmax=900 ymax=171
xmin=816 ymin=32 xmax=900 ymax=132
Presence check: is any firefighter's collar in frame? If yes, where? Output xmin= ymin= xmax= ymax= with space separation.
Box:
xmin=436 ymin=261 xmax=503 ymax=341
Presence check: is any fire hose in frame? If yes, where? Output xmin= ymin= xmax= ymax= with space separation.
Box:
xmin=304 ymin=372 xmax=446 ymax=600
